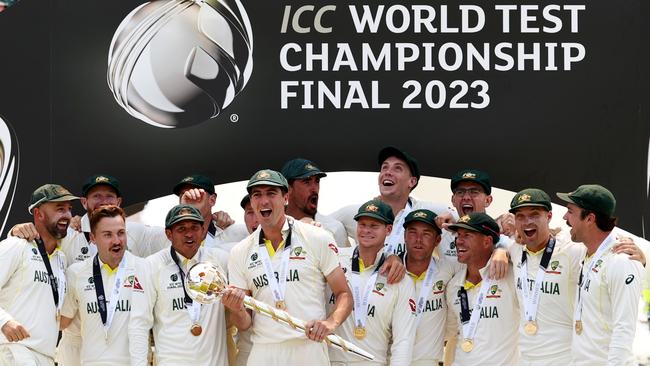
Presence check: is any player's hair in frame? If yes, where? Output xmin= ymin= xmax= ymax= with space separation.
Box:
xmin=579 ymin=208 xmax=617 ymax=232
xmin=89 ymin=205 xmax=126 ymax=233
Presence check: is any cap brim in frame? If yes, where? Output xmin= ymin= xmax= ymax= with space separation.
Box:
xmin=509 ymin=203 xmax=551 ymax=213
xmin=403 ymin=218 xmax=441 ymax=233
xmin=28 ymin=195 xmax=79 ymax=214
xmin=247 ymin=181 xmax=286 ymax=191
xmin=290 ymin=171 xmax=327 ymax=180
xmin=556 ymin=192 xmax=576 ymax=205
xmin=354 ymin=212 xmax=392 ymax=224
xmin=49 ymin=194 xmax=80 ymax=202
xmin=451 ymin=179 xmax=491 ymax=195
xmin=84 ymin=182 xmax=121 ymax=197
xmin=166 ymin=216 xmax=204 ymax=228
xmin=447 ymin=222 xmax=481 ymax=233
xmin=377 ymin=146 xmax=420 ymax=184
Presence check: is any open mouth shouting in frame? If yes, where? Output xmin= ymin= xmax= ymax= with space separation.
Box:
xmin=460 ymin=204 xmax=474 ymax=215
xmin=109 ymin=243 xmax=124 ymax=254
xmin=56 ymin=219 xmax=70 ymax=231
xmin=522 ymin=227 xmax=537 ymax=239
xmin=308 ymin=194 xmax=318 ymax=207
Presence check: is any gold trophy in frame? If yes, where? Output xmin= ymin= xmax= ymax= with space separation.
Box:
xmin=185 ymin=262 xmax=374 ymax=361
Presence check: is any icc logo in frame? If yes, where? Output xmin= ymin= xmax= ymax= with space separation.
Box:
xmin=108 ymin=0 xmax=254 ymax=128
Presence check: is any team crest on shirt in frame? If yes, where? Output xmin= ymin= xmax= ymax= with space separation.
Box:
xmin=433 ymin=280 xmax=445 ymax=294
xmin=125 ymin=275 xmax=144 ymax=291
xmin=170 ymin=273 xmax=179 ymax=282
xmin=373 ymin=282 xmax=386 ymax=296
xmin=81 ymin=246 xmax=89 ymax=255
xmin=486 ymin=284 xmax=502 ymax=298
xmin=31 ymin=247 xmax=38 ymax=255
xmin=290 ymin=246 xmax=307 ymax=260
xmin=591 ymin=259 xmax=603 ymax=273
xmin=546 ymin=260 xmax=562 ymax=275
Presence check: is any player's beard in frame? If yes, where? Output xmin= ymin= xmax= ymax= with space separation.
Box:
xmin=303 ymin=194 xmax=318 ymax=217
xmin=45 ymin=215 xmax=68 ymax=240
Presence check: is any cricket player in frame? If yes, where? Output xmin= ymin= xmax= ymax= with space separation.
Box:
xmin=402 ymin=209 xmax=461 ymax=365
xmin=222 ymin=169 xmax=352 ymax=365
xmin=328 ymin=200 xmax=417 ymax=366
xmin=445 ymin=213 xmax=520 ymax=365
xmin=508 ymin=188 xmax=584 ymax=364
xmin=281 ymin=158 xmax=349 ymax=247
xmin=129 ymin=205 xmax=229 ymax=366
xmin=60 ymin=205 xmax=147 ymax=365
xmin=330 ymin=146 xmax=456 ymax=257
xmin=0 ymin=184 xmax=78 ymax=365
xmin=173 ymin=174 xmax=249 ymax=251
xmin=558 ymin=184 xmax=644 ymax=365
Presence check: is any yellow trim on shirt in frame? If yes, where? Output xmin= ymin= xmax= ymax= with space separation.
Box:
xmin=102 ymin=263 xmax=118 ymax=275
xmin=46 ymin=244 xmax=63 ymax=259
xmin=359 ymin=258 xmax=366 ymax=272
xmin=464 ymin=280 xmax=482 ymax=291
xmin=407 ymin=271 xmax=426 ymax=282
xmin=524 ymin=246 xmax=546 ymax=256
xmin=264 ymin=239 xmax=285 ymax=258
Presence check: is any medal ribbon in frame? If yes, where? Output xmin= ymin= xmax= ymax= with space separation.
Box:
xmin=520 ymin=237 xmax=556 ymax=322
xmin=82 ymin=216 xmax=98 ymax=257
xmin=35 ymin=239 xmax=65 ymax=312
xmin=384 ymin=200 xmax=412 ymax=255
xmin=414 ymin=256 xmax=438 ymax=325
xmin=92 ymin=254 xmax=127 ymax=337
xmin=574 ymin=232 xmax=616 ymax=324
xmin=458 ymin=278 xmax=492 ymax=342
xmin=257 ymin=220 xmax=293 ymax=305
xmin=170 ymin=247 xmax=203 ymax=324
xmin=350 ymin=247 xmax=386 ymax=329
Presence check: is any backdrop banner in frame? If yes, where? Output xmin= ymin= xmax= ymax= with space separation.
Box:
xmin=0 ymin=0 xmax=647 ymax=236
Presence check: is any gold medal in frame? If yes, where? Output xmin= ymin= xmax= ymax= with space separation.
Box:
xmin=353 ymin=326 xmax=366 ymax=340
xmin=575 ymin=320 xmax=583 ymax=335
xmin=275 ymin=300 xmax=286 ymax=310
xmin=524 ymin=320 xmax=538 ymax=335
xmin=461 ymin=339 xmax=474 ymax=352
xmin=190 ymin=324 xmax=203 ymax=336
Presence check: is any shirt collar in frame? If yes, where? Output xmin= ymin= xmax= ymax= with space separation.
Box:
xmin=98 ymin=252 xmax=127 ymax=274
xmin=359 ymin=249 xmax=384 ymax=273
xmin=175 ymin=248 xmax=202 ymax=266
xmin=81 ymin=213 xmax=91 ymax=233
xmin=405 ymin=248 xmax=440 ymax=280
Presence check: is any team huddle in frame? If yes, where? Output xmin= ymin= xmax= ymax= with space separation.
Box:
xmin=0 ymin=146 xmax=648 ymax=366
